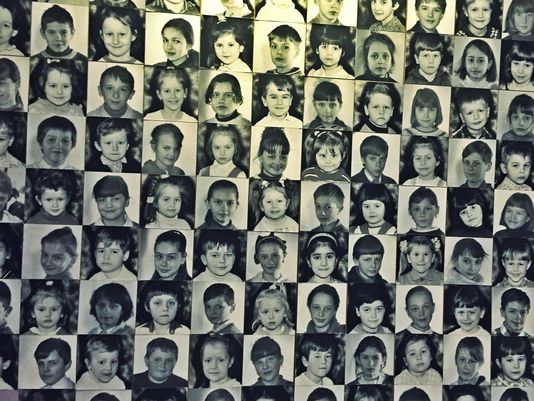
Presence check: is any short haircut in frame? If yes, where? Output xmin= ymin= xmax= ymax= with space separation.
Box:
xmin=455 ymin=337 xmax=484 ymax=363
xmin=360 ymin=135 xmax=389 ymax=158
xmin=0 ymin=170 xmax=12 ymax=196
xmin=493 ymin=336 xmax=532 ymax=360
xmin=415 ymin=0 xmax=447 ymax=12
xmin=92 ymin=175 xmax=130 ymax=199
xmin=250 ymin=336 xmax=282 ymax=363
xmin=150 ymin=124 xmax=184 ymax=149
xmin=260 ymin=74 xmax=296 ymax=99
xmin=0 ymin=281 xmax=10 ymax=309
xmin=500 ymin=237 xmax=532 ymax=262
xmin=33 ymin=170 xmax=73 ymax=198
xmin=454 ymin=88 xmax=492 ymax=113
xmin=400 ymin=334 xmax=436 ymax=360
xmin=312 ymin=81 xmax=342 ymax=103
xmin=197 ymin=226 xmax=239 ymax=257
xmin=405 ymin=285 xmax=434 ymax=305
xmin=453 ymin=286 xmax=486 ymax=309
xmin=40 ymin=5 xmax=74 ymax=32
xmin=89 ymin=283 xmax=133 ymax=322
xmin=162 ymin=18 xmax=194 ymax=46
xmin=500 ymin=140 xmax=532 ymax=164
xmin=500 ymin=288 xmax=531 ymax=310
xmin=41 ymin=226 xmax=77 ymax=257
xmin=313 ymin=183 xmax=344 ymax=207
xmin=93 ymin=226 xmax=132 ymax=254
xmin=34 ymin=338 xmax=71 ymax=365
xmin=354 ymin=335 xmax=387 ymax=359
xmin=307 ymin=284 xmax=340 ymax=309
xmin=99 ymin=65 xmax=135 ymax=91
xmin=499 ymin=388 xmax=529 ymax=401
xmin=145 ymin=337 xmax=178 ymax=359
xmin=205 ymin=389 xmax=235 ymax=401
xmin=408 ymin=187 xmax=438 ymax=208
xmin=413 ymin=33 xmax=444 ymax=54
xmin=203 ymin=283 xmax=235 ymax=305
xmin=90 ymin=393 xmax=120 ymax=401
xmin=352 ymin=234 xmax=384 ymax=259
xmin=399 ymin=388 xmax=431 ymax=401
xmin=206 ymin=179 xmax=239 ymax=203
xmin=95 ymin=118 xmax=133 ymax=144
xmin=268 ymin=24 xmax=302 ymax=44
xmin=307 ymin=387 xmax=336 ymax=401
xmin=37 ymin=116 xmax=77 ymax=147
xmin=462 ymin=140 xmax=493 ymax=163
xmin=143 ymin=280 xmax=180 ymax=310
xmin=84 ymin=336 xmax=120 ymax=361
xmin=353 ymin=284 xmax=390 ymax=309
xmin=299 ymin=334 xmax=335 ymax=360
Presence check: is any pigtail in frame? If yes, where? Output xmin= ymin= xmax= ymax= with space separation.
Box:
xmin=141 ymin=175 xmax=161 ymax=226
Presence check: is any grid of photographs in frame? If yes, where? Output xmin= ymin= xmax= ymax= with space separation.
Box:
xmin=0 ymin=0 xmax=533 ymax=401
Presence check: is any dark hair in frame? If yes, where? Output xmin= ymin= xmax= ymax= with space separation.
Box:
xmin=410 ymin=88 xmax=443 ymax=127
xmin=33 ymin=170 xmax=73 ymax=198
xmin=99 ymin=65 xmax=135 ymax=91
xmin=363 ymin=33 xmax=396 ymax=75
xmin=503 ymin=42 xmax=534 ymax=85
xmin=360 ymin=135 xmax=389 ymax=158
xmin=500 ymin=194 xmax=534 ymax=230
xmin=449 ymin=188 xmax=489 ymax=228
xmin=34 ymin=338 xmax=71 ymax=365
xmin=257 ymin=127 xmax=290 ymax=156
xmin=89 ymin=282 xmax=133 ymax=323
xmin=408 ymin=186 xmax=438 ymax=208
xmin=162 ymin=18 xmax=194 ymax=46
xmin=354 ymin=335 xmax=387 ymax=359
xmin=205 ymin=389 xmax=235 ymax=401
xmin=453 ymin=285 xmax=487 ymax=309
xmin=352 ymin=234 xmax=384 ymax=259
xmin=145 ymin=337 xmax=178 ymax=359
xmin=36 ymin=116 xmax=77 ymax=147
xmin=268 ymin=24 xmax=302 ymax=43
xmin=0 ymin=281 xmax=10 ymax=309
xmin=94 ymin=118 xmax=133 ymax=145
xmin=299 ymin=333 xmax=336 ymax=360
xmin=307 ymin=387 xmax=336 ymax=401
xmin=399 ymin=388 xmax=430 ymax=401
xmin=400 ymin=136 xmax=445 ymax=183
xmin=93 ymin=226 xmax=132 ymax=254
xmin=40 ymin=5 xmax=74 ymax=31
xmin=454 ymin=88 xmax=494 ymax=122
xmin=462 ymin=140 xmax=493 ymax=163
xmin=307 ymin=284 xmax=340 ymax=309
xmin=353 ymin=183 xmax=396 ymax=228
xmin=313 ymin=183 xmax=345 ymax=208
xmin=37 ymin=60 xmax=82 ymax=105
xmin=205 ymin=73 xmax=243 ymax=105
xmin=499 ymin=388 xmax=529 ymax=401
xmin=308 ymin=24 xmax=355 ymax=75
xmin=312 ymin=81 xmax=343 ymax=103
xmin=455 ymin=40 xmax=497 ymax=82
xmin=493 ymin=336 xmax=532 ymax=362
xmin=150 ymin=123 xmax=184 ymax=148
xmin=203 ymin=283 xmax=235 ymax=305
xmin=197 ymin=229 xmax=240 ymax=261
xmin=500 ymin=287 xmax=531 ymax=310
xmin=92 ymin=175 xmax=130 ymax=199
xmin=399 ymin=334 xmax=436 ymax=365
xmin=41 ymin=226 xmax=77 ymax=257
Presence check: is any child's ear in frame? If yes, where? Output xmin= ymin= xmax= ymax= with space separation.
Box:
xmin=4 ymin=306 xmax=11 ymax=317
xmin=479 ymin=308 xmax=485 ymax=318
xmin=128 ymin=89 xmax=135 ymax=100
xmin=84 ymin=358 xmax=91 ymax=370
xmin=230 ymin=303 xmax=236 ymax=313
xmin=393 ymin=1 xmax=400 ymax=9
xmin=500 ymin=162 xmax=508 ymax=175
xmin=495 ymin=358 xmax=501 ymax=369
xmin=301 ymin=355 xmax=309 ymax=367
xmin=122 ymin=250 xmax=130 ymax=262
xmin=364 ymin=105 xmax=369 ymax=116
xmin=156 ymin=90 xmax=162 ymax=101
xmin=131 ymin=30 xmax=138 ymax=43
xmin=35 ymin=195 xmax=42 ymax=206
xmin=200 ymin=254 xmax=207 ymax=266
xmin=1 ymin=359 xmax=10 ymax=370
xmin=261 ymin=96 xmax=267 ymax=107
xmin=355 ymin=306 xmax=361 ymax=317
xmin=229 ymin=356 xmax=234 ymax=367
xmin=94 ymin=141 xmax=102 ymax=152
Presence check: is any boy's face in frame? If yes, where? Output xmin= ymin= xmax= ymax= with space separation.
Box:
xmin=459 ymin=100 xmax=489 ymax=132
xmin=463 ymin=152 xmax=491 ymax=185
xmin=100 ymin=17 xmax=136 ymax=59
xmin=356 ymin=300 xmax=386 ymax=332
xmin=37 ymin=188 xmax=69 ymax=217
xmin=154 ymin=241 xmax=186 ymax=280
xmin=365 ymin=93 xmax=393 ymax=128
xmin=405 ymin=291 xmax=435 ymax=331
xmin=456 ymin=348 xmax=481 ymax=382
xmin=0 ymin=127 xmax=13 ymax=157
xmin=95 ymin=130 xmax=129 ymax=163
xmin=94 ymin=299 xmax=123 ymax=329
xmin=41 ymin=241 xmax=76 ymax=277
xmin=256 ymin=242 xmax=285 ymax=275
xmin=0 ymin=299 xmax=11 ymax=327
xmin=403 ymin=340 xmax=432 ymax=375
xmin=147 ymin=294 xmax=178 ymax=325
xmin=409 ymin=198 xmax=438 ymax=229
xmin=502 ymin=257 xmax=531 ymax=285
xmin=314 ymin=195 xmax=342 ymax=226
xmin=356 ymin=346 xmax=385 ymax=380
xmin=371 ymin=0 xmax=399 ymax=22
xmin=85 ymin=350 xmax=119 ymax=383
xmin=201 ymin=245 xmax=235 ymax=277
xmin=210 ymin=82 xmax=238 ymax=118
xmin=354 ymin=253 xmax=383 ymax=279
xmin=416 ymin=0 xmax=444 ymax=30
xmin=500 ymin=154 xmax=532 ymax=185
xmin=302 ymin=349 xmax=333 ymax=379
xmin=367 ymin=43 xmax=392 ymax=78
xmin=162 ymin=27 xmax=191 ymax=62
xmin=511 ymin=60 xmax=534 ymax=84
xmin=415 ymin=50 xmax=441 ymax=76
xmin=153 ymin=132 xmax=181 ymax=169
xmin=313 ymin=99 xmax=341 ymax=123
xmin=454 ymin=306 xmax=485 ymax=332
xmin=0 ymin=242 xmax=10 ymax=269
xmin=206 ymin=189 xmax=238 ymax=226
xmin=497 ymin=354 xmax=527 ymax=382
xmin=32 ymin=296 xmax=63 ymax=331
xmin=95 ymin=241 xmax=129 ymax=274
xmin=510 ymin=111 xmax=534 ymax=136
xmin=95 ymin=193 xmax=129 ymax=223
xmin=98 ymin=77 xmax=134 ymax=112
xmin=40 ymin=129 xmax=74 ymax=167
xmin=262 ymin=83 xmax=292 ymax=118
xmin=500 ymin=301 xmax=529 ymax=333
xmin=37 ymin=350 xmax=71 ymax=386
xmin=0 ymin=76 xmax=17 ymax=109
xmin=0 ymin=7 xmax=17 ymax=48
xmin=269 ymin=37 xmax=299 ymax=72
xmin=463 ymin=0 xmax=491 ymax=31
xmin=145 ymin=348 xmax=177 ymax=382
xmin=363 ymin=153 xmax=386 ymax=178
xmin=316 ymin=0 xmax=343 ymax=21
xmin=41 ymin=22 xmax=74 ymax=53
xmin=202 ymin=343 xmax=233 ymax=384
xmin=204 ymin=295 xmax=235 ymax=325
xmin=456 ymin=253 xmax=483 ymax=280
xmin=309 ymin=292 xmax=337 ymax=330
xmin=503 ymin=206 xmax=530 ymax=230
xmin=253 ymin=354 xmax=283 ymax=384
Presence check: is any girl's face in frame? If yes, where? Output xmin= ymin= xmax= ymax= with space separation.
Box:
xmin=260 ymin=187 xmax=289 ymax=221
xmin=403 ymin=339 xmax=432 ymax=375
xmin=356 ymin=346 xmax=386 ymax=380
xmin=156 ymin=185 xmax=182 ymax=219
xmin=214 ymin=33 xmax=243 ymax=65
xmin=503 ymin=205 xmax=530 ymax=229
xmin=498 ymin=354 xmax=527 ymax=382
xmin=513 ymin=8 xmax=534 ymax=35
xmin=459 ymin=204 xmax=483 ymax=227
xmin=154 ymin=241 xmax=187 ymax=280
xmin=32 ymin=296 xmax=63 ymax=331
xmin=510 ymin=111 xmax=534 ymax=136
xmin=362 ymin=200 xmax=386 ymax=227
xmin=412 ymin=144 xmax=439 ymax=180
xmin=210 ymin=82 xmax=238 ymax=118
xmin=100 ymin=17 xmax=135 ymax=60
xmin=356 ymin=301 xmax=386 ymax=332
xmin=94 ymin=299 xmax=123 ymax=329
xmin=465 ymin=46 xmax=492 ymax=82
xmin=86 ymin=350 xmax=119 ymax=383
xmin=456 ymin=348 xmax=481 ymax=382
xmin=0 ymin=7 xmax=16 ymax=49
xmin=317 ymin=43 xmax=343 ymax=68
xmin=206 ymin=188 xmax=238 ymax=225
xmin=147 ymin=294 xmax=178 ymax=326
xmin=365 ymin=93 xmax=393 ymax=128
xmin=407 ymin=244 xmax=434 ymax=275
xmin=456 ymin=251 xmax=484 ymax=280
xmin=511 ymin=59 xmax=534 ymax=84
xmin=503 ymin=256 xmax=531 ymax=285
xmin=40 ymin=242 xmax=76 ymax=278
xmin=316 ymin=145 xmax=343 ymax=173
xmin=309 ymin=293 xmax=337 ymax=330
xmin=415 ymin=105 xmax=438 ymax=129
xmin=154 ymin=132 xmax=180 ymax=169
xmin=367 ymin=42 xmax=393 ymax=77
xmin=256 ymin=242 xmax=285 ymax=275
xmin=463 ymin=0 xmax=492 ymax=31
xmin=258 ymin=149 xmax=288 ymax=178
xmin=157 ymin=77 xmax=187 ymax=112
xmin=202 ymin=342 xmax=233 ymax=384
xmin=44 ymin=70 xmax=72 ymax=107
xmin=308 ymin=244 xmax=337 ymax=279
xmin=211 ymin=132 xmax=236 ymax=165
xmin=162 ymin=27 xmax=191 ymax=63
xmin=0 ymin=75 xmax=17 ymax=109
xmin=258 ymin=297 xmax=286 ymax=331
xmin=38 ymin=188 xmax=69 ymax=217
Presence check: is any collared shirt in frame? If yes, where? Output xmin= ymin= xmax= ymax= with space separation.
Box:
xmin=295 ymin=372 xmax=334 ymax=386
xmin=92 ymin=214 xmax=136 ymax=227
xmin=100 ymin=155 xmax=127 ymax=173
xmin=28 ymin=158 xmax=76 ymax=170
xmin=42 ymin=376 xmax=75 ymax=389
xmin=497 ymin=176 xmax=533 ymax=191
xmin=403 ymin=324 xmax=434 ymax=334
xmin=256 ymin=113 xmax=302 ymax=128
xmin=395 ymin=368 xmax=442 ymax=385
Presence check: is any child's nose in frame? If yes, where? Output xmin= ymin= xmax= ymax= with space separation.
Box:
xmin=112 ymin=34 xmax=120 ymax=45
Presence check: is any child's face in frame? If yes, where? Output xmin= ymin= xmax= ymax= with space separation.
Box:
xmin=212 ymin=133 xmax=236 ymax=166
xmin=315 ymin=195 xmax=342 ymax=226
xmin=260 ymin=188 xmax=289 ymax=220
xmin=316 ymin=0 xmax=343 ymax=21
xmin=362 ymin=200 xmax=386 ymax=227
xmin=95 ymin=130 xmax=129 ymax=162
xmin=309 ymin=292 xmax=337 ymax=330
xmin=503 ymin=257 xmax=531 ymax=285
xmin=510 ymin=111 xmax=534 ymax=136
xmin=0 ymin=300 xmax=10 ymax=327
xmin=145 ymin=348 xmax=177 ymax=382
xmin=497 ymin=354 xmax=527 ymax=382
xmin=201 ymin=245 xmax=236 ymax=277
xmin=409 ymin=198 xmax=438 ymax=229
xmin=258 ymin=297 xmax=285 ymax=331
xmin=459 ymin=204 xmax=483 ymax=227
xmin=459 ymin=100 xmax=489 ymax=132
xmin=514 ymin=9 xmax=534 ymax=35
xmin=37 ymin=350 xmax=71 ymax=386
xmin=98 ymin=77 xmax=134 ymax=113
xmin=314 ymin=99 xmax=341 ymax=124
xmin=96 ymin=193 xmax=129 ymax=223
xmin=503 ymin=206 xmax=530 ymax=230
xmin=316 ymin=145 xmax=343 ymax=173
xmin=364 ymin=93 xmax=393 ymax=128
xmin=501 ymin=301 xmax=529 ymax=333
xmin=363 ymin=153 xmax=387 ymax=178
xmin=414 ymin=105 xmax=438 ymax=129
xmin=0 ymin=7 xmax=17 ymax=48
xmin=415 ymin=50 xmax=442 ymax=76
xmin=204 ymin=295 xmax=234 ymax=325
xmin=463 ymin=0 xmax=492 ymax=31
xmin=85 ymin=350 xmax=119 ymax=383
xmin=455 ymin=348 xmax=481 ymax=382
xmin=95 ymin=241 xmax=129 ymax=275
xmin=356 ymin=346 xmax=385 ymax=380
xmin=407 ymin=244 xmax=434 ymax=275
xmin=205 ymin=188 xmax=238 ymax=225
xmin=403 ymin=340 xmax=432 ymax=375
xmin=32 ymin=296 xmax=63 ymax=331
xmin=44 ymin=70 xmax=72 ymax=107
xmin=354 ymin=253 xmax=383 ymax=279
xmin=153 ymin=132 xmax=181 ymax=169
xmin=405 ymin=292 xmax=435 ymax=330
xmin=253 ymin=353 xmax=283 ymax=384
xmin=511 ymin=60 xmax=534 ymax=84
xmin=455 ymin=251 xmax=484 ymax=280
xmin=416 ymin=0 xmax=444 ymax=30
xmin=41 ymin=241 xmax=76 ymax=277
xmin=0 ymin=127 xmax=13 ymax=157
xmin=157 ymin=77 xmax=187 ymax=113
xmin=356 ymin=300 xmax=386 ymax=331
xmin=37 ymin=188 xmax=69 ymax=217
xmin=500 ymin=154 xmax=532 ymax=185
xmin=0 ymin=242 xmax=9 ymax=269
xmin=214 ymin=33 xmax=243 ymax=65
xmin=262 ymin=83 xmax=292 ymax=118
xmin=465 ymin=46 xmax=492 ymax=82
xmin=308 ymin=244 xmax=337 ymax=279
xmin=367 ymin=42 xmax=392 ymax=78
xmin=100 ymin=17 xmax=136 ymax=59
xmin=0 ymin=76 xmax=17 ymax=109
xmin=454 ymin=306 xmax=485 ymax=331
xmin=210 ymin=82 xmax=238 ymax=118
xmin=302 ymin=349 xmax=333 ymax=379
xmin=147 ymin=294 xmax=178 ymax=325
xmin=94 ymin=299 xmax=123 ymax=329
xmin=154 ymin=241 xmax=187 ymax=280
xmin=371 ymin=0 xmax=399 ymax=23
xmin=413 ymin=145 xmax=439 ymax=179
xmin=156 ymin=185 xmax=182 ymax=219
xmin=269 ymin=37 xmax=299 ymax=71
xmin=257 ymin=242 xmax=285 ymax=275
xmin=259 ymin=149 xmax=288 ymax=178
xmin=162 ymin=27 xmax=191 ymax=63
xmin=463 ymin=152 xmax=491 ymax=185
xmin=202 ymin=342 xmax=233 ymax=384
xmin=41 ymin=22 xmax=73 ymax=53
xmin=40 ymin=129 xmax=74 ymax=167
xmin=317 ymin=43 xmax=343 ymax=68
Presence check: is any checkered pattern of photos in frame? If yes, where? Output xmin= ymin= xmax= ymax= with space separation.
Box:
xmin=0 ymin=0 xmax=533 ymax=401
